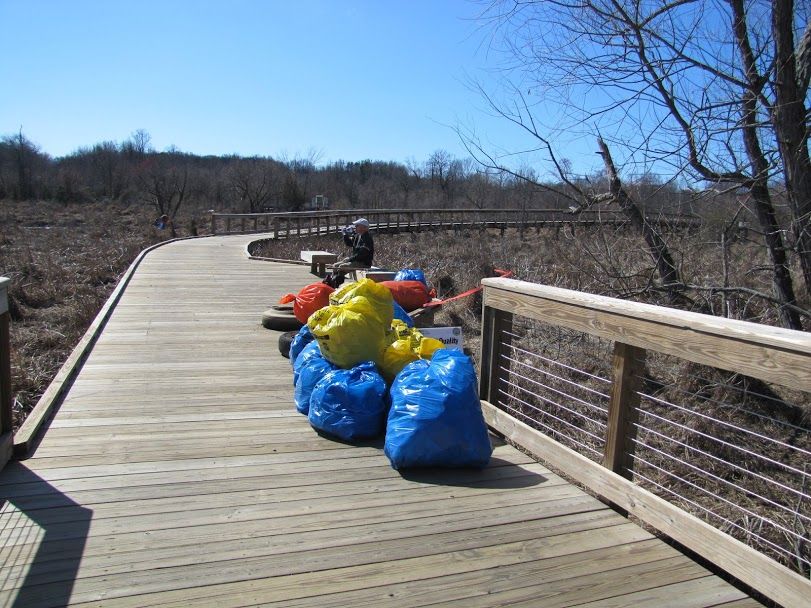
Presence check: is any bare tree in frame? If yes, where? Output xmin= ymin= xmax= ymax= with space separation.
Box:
xmin=228 ymin=158 xmax=279 ymax=212
xmin=136 ymin=155 xmax=188 ymax=238
xmin=0 ymin=130 xmax=42 ymax=200
xmin=472 ymin=0 xmax=809 ymax=329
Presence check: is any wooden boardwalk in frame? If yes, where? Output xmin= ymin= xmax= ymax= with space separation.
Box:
xmin=0 ymin=235 xmax=760 ymax=607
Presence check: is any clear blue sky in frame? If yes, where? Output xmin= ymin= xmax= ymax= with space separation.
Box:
xmin=1 ymin=0 xmax=572 ymax=169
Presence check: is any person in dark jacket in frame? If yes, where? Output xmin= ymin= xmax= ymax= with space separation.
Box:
xmin=324 ymin=218 xmax=374 ymax=287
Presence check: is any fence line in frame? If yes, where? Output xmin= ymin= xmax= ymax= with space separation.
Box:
xmin=210 ymin=208 xmax=700 ymax=236
xmin=479 ymin=277 xmax=811 ymax=608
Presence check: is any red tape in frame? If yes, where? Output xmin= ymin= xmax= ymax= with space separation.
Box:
xmin=423 ymin=269 xmax=513 ymax=308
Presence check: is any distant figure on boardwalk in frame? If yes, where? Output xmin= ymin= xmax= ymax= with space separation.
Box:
xmin=323 ymin=218 xmax=374 ymax=288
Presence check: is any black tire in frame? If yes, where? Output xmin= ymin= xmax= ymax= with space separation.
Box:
xmin=278 ymin=330 xmax=297 ymax=358
xmin=261 ymin=308 xmax=303 ymax=331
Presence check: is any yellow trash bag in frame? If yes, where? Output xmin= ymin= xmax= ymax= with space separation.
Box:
xmin=330 ymin=279 xmax=394 ymax=326
xmin=379 ymin=324 xmax=445 ymax=383
xmin=308 ymin=295 xmax=391 ymax=369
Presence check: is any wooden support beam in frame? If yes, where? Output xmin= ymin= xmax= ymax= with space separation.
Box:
xmin=603 ymin=342 xmax=646 ymax=478
xmin=479 ymin=305 xmax=513 ymax=405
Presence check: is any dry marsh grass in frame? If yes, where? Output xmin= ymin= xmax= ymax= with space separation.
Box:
xmin=0 ymin=200 xmax=162 ymax=428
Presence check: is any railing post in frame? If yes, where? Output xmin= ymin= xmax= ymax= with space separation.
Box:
xmin=603 ymin=342 xmax=646 ymax=478
xmin=1 ymin=277 xmax=13 ymax=467
xmin=479 ymin=297 xmax=514 ymax=405
xmin=226 ymin=217 xmax=232 ymax=233
xmin=210 ymin=213 xmax=217 ymax=235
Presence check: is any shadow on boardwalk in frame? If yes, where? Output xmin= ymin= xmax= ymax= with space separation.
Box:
xmin=0 ymin=466 xmax=92 ymax=608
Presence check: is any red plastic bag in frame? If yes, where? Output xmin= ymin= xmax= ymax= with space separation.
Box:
xmin=280 ymin=283 xmax=335 ymax=323
xmin=380 ymin=280 xmax=434 ymax=312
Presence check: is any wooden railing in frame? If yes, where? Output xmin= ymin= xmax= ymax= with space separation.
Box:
xmin=0 ymin=277 xmax=12 ymax=468
xmin=210 ymin=208 xmax=700 ymax=236
xmin=479 ymin=277 xmax=811 ymax=608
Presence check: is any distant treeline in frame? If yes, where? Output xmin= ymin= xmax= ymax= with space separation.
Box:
xmin=0 ymin=130 xmax=695 ymax=217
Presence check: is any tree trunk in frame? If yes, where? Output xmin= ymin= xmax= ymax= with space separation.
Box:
xmin=597 ymin=139 xmax=682 ymax=295
xmin=732 ymin=0 xmax=803 ymax=330
xmin=750 ymin=182 xmax=802 ymax=329
xmin=772 ymin=0 xmax=811 ymax=292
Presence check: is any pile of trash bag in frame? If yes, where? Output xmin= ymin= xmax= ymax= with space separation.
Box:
xmin=279 ymin=283 xmax=335 ymax=324
xmin=308 ymin=361 xmax=388 ymax=441
xmin=384 ymin=349 xmax=492 ymax=469
xmin=285 ymin=274 xmax=492 ymax=470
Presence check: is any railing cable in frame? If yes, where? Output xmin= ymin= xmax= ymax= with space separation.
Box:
xmin=637 ymin=391 xmax=811 ymax=458
xmin=497 ymin=392 xmax=604 ymax=456
xmin=501 ymin=355 xmax=610 ymax=414
xmin=499 ymin=385 xmax=607 ymax=441
xmin=630 ymin=453 xmax=810 ymax=545
xmin=632 ymin=422 xmax=811 ymax=502
xmin=637 ymin=407 xmax=809 ymax=477
xmin=630 ymin=468 xmax=810 ymax=568
xmin=636 ymin=372 xmax=811 ymax=436
xmin=629 ymin=438 xmax=811 ymax=525
xmin=501 ymin=341 xmax=612 ymax=386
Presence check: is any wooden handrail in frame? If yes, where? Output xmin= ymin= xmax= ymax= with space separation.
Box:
xmin=481 ymin=277 xmax=811 ymax=390
xmin=210 ymin=208 xmax=700 ymax=235
xmin=0 ymin=277 xmax=12 ymax=468
xmin=479 ymin=277 xmax=811 ymax=608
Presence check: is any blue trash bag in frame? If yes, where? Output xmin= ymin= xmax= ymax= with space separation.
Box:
xmin=308 ymin=361 xmax=388 ymax=441
xmin=393 ymin=268 xmax=427 ymax=286
xmin=289 ymin=325 xmax=315 ymax=366
xmin=293 ymin=341 xmax=321 ymax=386
xmin=384 ymin=349 xmax=492 ymax=469
xmin=293 ymin=343 xmax=338 ymax=415
xmin=392 ymin=300 xmax=414 ymax=328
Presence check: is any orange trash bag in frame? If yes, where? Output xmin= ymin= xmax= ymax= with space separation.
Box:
xmin=279 ymin=283 xmax=335 ymax=324
xmin=380 ymin=280 xmax=434 ymax=312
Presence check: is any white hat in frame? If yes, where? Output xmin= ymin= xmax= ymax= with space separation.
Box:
xmin=352 ymin=218 xmax=370 ymax=227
